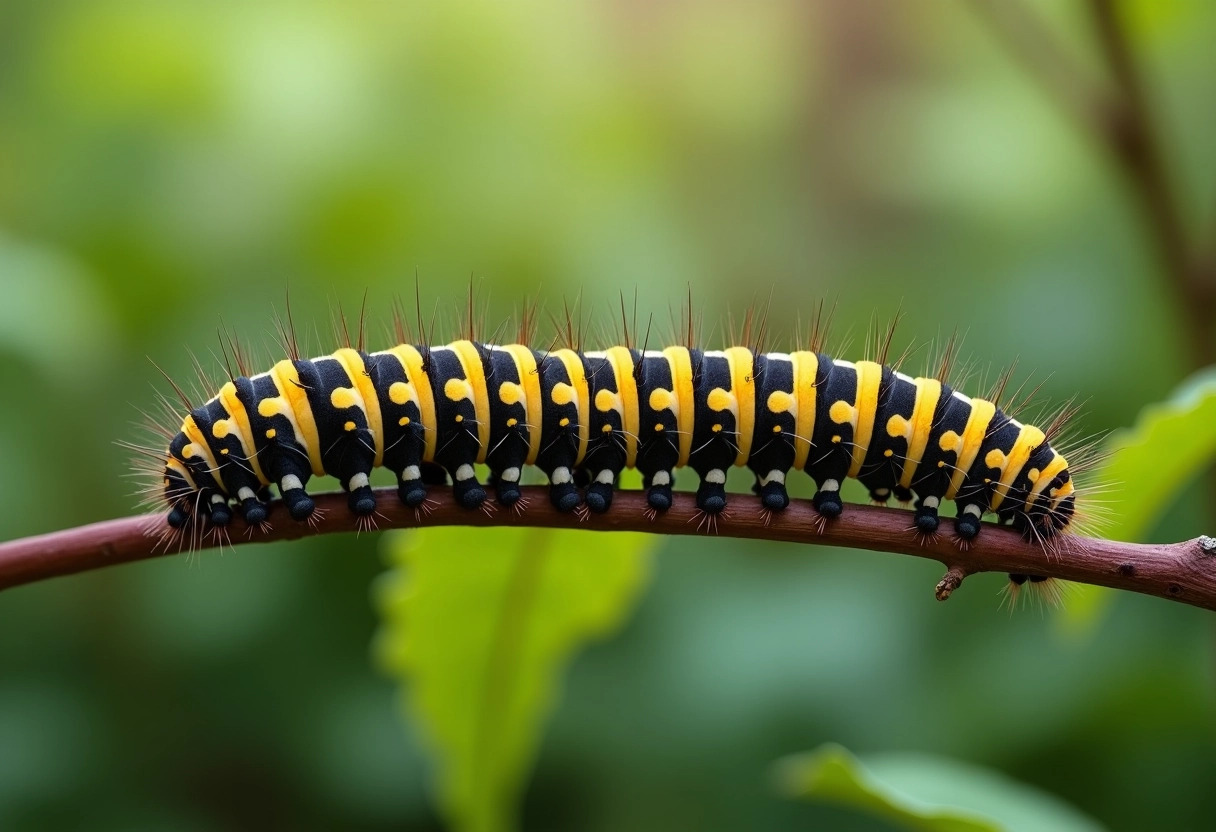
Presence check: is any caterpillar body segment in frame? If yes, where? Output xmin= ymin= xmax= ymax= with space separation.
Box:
xmin=158 ymin=340 xmax=1077 ymax=543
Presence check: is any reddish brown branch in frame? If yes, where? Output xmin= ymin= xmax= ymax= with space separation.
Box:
xmin=2 ymin=487 xmax=1215 ymax=611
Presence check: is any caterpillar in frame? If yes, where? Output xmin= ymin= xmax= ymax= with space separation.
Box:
xmin=139 ymin=297 xmax=1079 ymax=553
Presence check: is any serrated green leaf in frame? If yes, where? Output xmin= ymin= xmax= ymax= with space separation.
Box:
xmin=374 ymin=526 xmax=654 ymax=832
xmin=1055 ymin=369 xmax=1216 ymax=634
xmin=775 ymin=743 xmax=1105 ymax=832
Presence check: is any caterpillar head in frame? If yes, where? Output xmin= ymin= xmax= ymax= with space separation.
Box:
xmin=161 ymin=429 xmax=231 ymax=528
xmin=1003 ymin=444 xmax=1076 ymax=542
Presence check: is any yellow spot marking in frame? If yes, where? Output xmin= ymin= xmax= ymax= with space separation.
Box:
xmin=773 ymin=425 xmax=782 ymax=433
xmin=551 ymin=349 xmax=590 ymax=465
xmin=219 ymin=382 xmax=267 ymax=485
xmin=605 ymin=346 xmax=640 ymax=467
xmin=333 ymin=348 xmax=383 ymax=467
xmin=602 ymin=423 xmax=612 ymax=433
xmin=560 ymin=417 xmax=570 ymax=427
xmin=649 ymin=388 xmax=675 ymax=412
xmin=399 ymin=417 xmax=410 ymax=427
xmin=445 ymin=377 xmax=473 ymax=403
xmin=829 ymin=400 xmax=853 ymax=424
xmin=270 ymin=360 xmax=324 ymax=476
xmin=1027 ymin=468 xmax=1040 ymax=484
xmin=712 ymin=423 xmax=722 ymax=433
xmin=265 ymin=429 xmax=276 ymax=439
xmin=388 ymin=382 xmax=414 ymax=406
xmin=886 ymin=414 xmax=909 ymax=439
xmin=499 ymin=381 xmax=524 ymax=407
xmin=985 ymin=449 xmax=1007 ymax=470
xmin=595 ymin=388 xmax=617 ymax=412
xmin=990 ymin=424 xmax=1046 ymax=511
xmin=387 ymin=346 xmax=437 ymax=463
xmin=220 ymin=448 xmax=229 ymax=455
xmin=898 ymin=378 xmax=942 ymax=489
xmin=848 ymin=360 xmax=883 ymax=478
xmin=946 ymin=399 xmax=997 ymax=500
xmin=181 ymin=416 xmax=222 ymax=484
xmin=455 ymin=414 xmax=464 ymax=423
xmin=344 ymin=421 xmax=356 ymax=432
xmin=330 ymin=387 xmax=358 ymax=410
xmin=663 ymin=347 xmax=694 ymax=467
xmin=938 ymin=431 xmax=962 ymax=454
xmin=1026 ymin=453 xmax=1069 ymax=511
xmin=507 ymin=417 xmax=518 ymax=427
xmin=832 ymin=435 xmax=841 ymax=443
xmin=503 ymin=345 xmax=542 ymax=465
xmin=707 ymin=388 xmax=734 ymax=412
xmin=884 ymin=448 xmax=893 ymax=457
xmin=938 ymin=460 xmax=946 ymax=468
xmin=790 ymin=351 xmax=819 ymax=469
xmin=655 ymin=423 xmax=664 ymax=431
xmin=767 ymin=391 xmax=794 ymax=414
xmin=212 ymin=420 xmax=231 ymax=439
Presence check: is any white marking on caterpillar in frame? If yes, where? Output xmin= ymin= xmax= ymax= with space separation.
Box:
xmin=348 ymin=473 xmax=369 ymax=491
xmin=551 ymin=466 xmax=573 ymax=485
xmin=705 ymin=468 xmax=726 ymax=485
xmin=923 ymin=496 xmax=940 ymax=509
xmin=211 ymin=494 xmax=226 ymax=504
xmin=501 ymin=467 xmax=520 ymax=483
xmin=455 ymin=464 xmax=475 ymax=481
xmin=280 ymin=475 xmax=303 ymax=492
xmin=963 ymin=503 xmax=982 ymax=518
xmin=596 ymin=469 xmax=615 ymax=484
xmin=402 ymin=465 xmax=421 ymax=481
xmin=823 ymin=479 xmax=840 ymax=492
xmin=238 ymin=487 xmax=256 ymax=502
xmin=652 ymin=470 xmax=671 ymax=486
xmin=760 ymin=469 xmax=785 ymax=486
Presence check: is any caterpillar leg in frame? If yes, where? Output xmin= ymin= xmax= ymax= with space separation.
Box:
xmin=585 ymin=468 xmax=620 ymax=513
xmin=753 ymin=472 xmax=790 ymax=512
xmin=954 ymin=502 xmax=983 ymax=540
xmin=643 ymin=470 xmax=674 ymax=512
xmin=547 ymin=465 xmax=581 ymax=512
xmin=812 ymin=478 xmax=844 ymax=519
xmin=449 ymin=463 xmax=487 ymax=509
xmin=204 ymin=491 xmax=232 ymax=527
xmin=493 ymin=465 xmax=523 ymax=507
xmin=268 ymin=454 xmax=315 ymax=521
xmin=914 ymin=495 xmax=940 ymax=535
xmin=694 ymin=467 xmax=728 ymax=514
xmin=394 ymin=464 xmax=427 ymax=507
xmin=234 ymin=486 xmax=271 ymax=525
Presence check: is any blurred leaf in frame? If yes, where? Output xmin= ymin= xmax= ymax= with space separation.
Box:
xmin=375 ymin=527 xmax=654 ymax=832
xmin=1056 ymin=369 xmax=1216 ymax=633
xmin=1097 ymin=367 xmax=1216 ymax=542
xmin=774 ymin=742 xmax=1105 ymax=832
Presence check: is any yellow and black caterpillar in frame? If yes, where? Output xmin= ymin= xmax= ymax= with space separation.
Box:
xmin=153 ymin=315 xmax=1078 ymax=545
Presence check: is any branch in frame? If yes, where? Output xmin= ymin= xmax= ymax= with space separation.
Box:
xmin=970 ymin=0 xmax=1216 ymax=367
xmin=2 ymin=487 xmax=1215 ymax=611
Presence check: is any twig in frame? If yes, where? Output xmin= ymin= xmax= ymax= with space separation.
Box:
xmin=2 ymin=487 xmax=1215 ymax=611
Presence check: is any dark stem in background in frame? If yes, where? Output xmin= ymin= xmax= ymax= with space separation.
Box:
xmin=970 ymin=0 xmax=1216 ymax=367
xmin=1 ymin=488 xmax=1215 ymax=612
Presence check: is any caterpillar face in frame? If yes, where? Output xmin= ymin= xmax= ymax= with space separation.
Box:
xmin=151 ymin=337 xmax=1080 ymax=549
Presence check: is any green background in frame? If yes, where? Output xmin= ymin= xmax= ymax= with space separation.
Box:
xmin=1 ymin=1 xmax=1214 ymax=829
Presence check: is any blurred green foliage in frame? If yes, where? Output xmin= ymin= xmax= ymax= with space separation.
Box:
xmin=376 ymin=528 xmax=652 ymax=832
xmin=775 ymin=743 xmax=1104 ymax=832
xmin=1 ymin=1 xmax=1215 ymax=830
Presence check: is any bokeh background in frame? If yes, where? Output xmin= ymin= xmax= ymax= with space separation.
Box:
xmin=2 ymin=1 xmax=1215 ymax=830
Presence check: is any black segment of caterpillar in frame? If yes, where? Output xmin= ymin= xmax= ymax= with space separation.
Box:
xmin=141 ymin=328 xmax=1079 ymax=554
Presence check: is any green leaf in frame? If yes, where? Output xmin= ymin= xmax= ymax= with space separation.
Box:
xmin=1055 ymin=369 xmax=1216 ymax=634
xmin=1095 ymin=367 xmax=1216 ymax=543
xmin=375 ymin=527 xmax=654 ymax=832
xmin=774 ymin=743 xmax=1105 ymax=832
